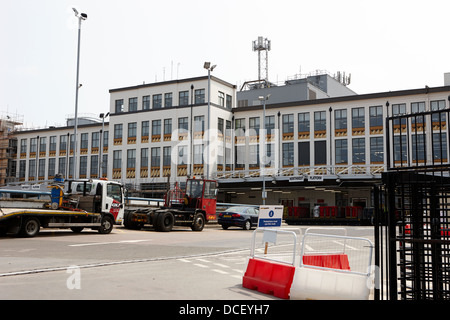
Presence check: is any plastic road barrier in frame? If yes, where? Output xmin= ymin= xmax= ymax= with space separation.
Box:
xmin=242 ymin=229 xmax=374 ymax=300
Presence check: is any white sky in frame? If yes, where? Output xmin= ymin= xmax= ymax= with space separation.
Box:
xmin=1 ymin=0 xmax=450 ymax=128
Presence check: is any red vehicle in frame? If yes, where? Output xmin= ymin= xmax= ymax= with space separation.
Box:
xmin=124 ymin=178 xmax=218 ymax=232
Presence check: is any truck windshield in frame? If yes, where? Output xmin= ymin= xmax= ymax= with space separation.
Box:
xmin=186 ymin=180 xmax=203 ymax=198
xmin=107 ymin=184 xmax=123 ymax=203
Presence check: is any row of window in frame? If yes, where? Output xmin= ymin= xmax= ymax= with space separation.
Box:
xmin=115 ymin=90 xmax=232 ymax=113
xmin=234 ymin=100 xmax=447 ymax=135
xmin=19 ymin=132 xmax=109 ymax=155
xmin=18 ymin=155 xmax=108 ymax=179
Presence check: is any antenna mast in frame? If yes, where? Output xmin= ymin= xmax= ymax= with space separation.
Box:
xmin=252 ymin=36 xmax=271 ymax=84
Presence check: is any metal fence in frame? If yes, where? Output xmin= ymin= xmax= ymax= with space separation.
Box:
xmin=374 ymin=107 xmax=450 ymax=300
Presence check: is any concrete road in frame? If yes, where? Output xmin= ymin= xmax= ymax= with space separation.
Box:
xmin=0 ymin=224 xmax=374 ymax=300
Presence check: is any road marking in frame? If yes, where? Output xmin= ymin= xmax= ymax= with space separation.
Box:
xmin=213 ymin=263 xmax=230 ymax=268
xmin=193 ymin=263 xmax=209 ymax=268
xmin=69 ymin=240 xmax=152 ymax=247
xmin=196 ymin=258 xmax=211 ymax=263
xmin=212 ymin=269 xmax=228 ymax=275
xmin=177 ymin=259 xmax=191 ymax=263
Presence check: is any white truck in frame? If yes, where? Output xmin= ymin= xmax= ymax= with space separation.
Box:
xmin=0 ymin=178 xmax=125 ymax=237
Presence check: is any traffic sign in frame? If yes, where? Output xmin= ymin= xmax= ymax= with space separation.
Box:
xmin=258 ymin=205 xmax=283 ymax=228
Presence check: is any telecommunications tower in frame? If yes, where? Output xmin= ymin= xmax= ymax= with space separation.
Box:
xmin=252 ymin=36 xmax=271 ymax=84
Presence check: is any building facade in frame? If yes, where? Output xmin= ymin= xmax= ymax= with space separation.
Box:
xmin=9 ymin=74 xmax=450 ymax=212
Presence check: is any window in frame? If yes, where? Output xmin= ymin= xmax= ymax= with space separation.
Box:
xmin=194 ymin=116 xmax=204 ymax=132
xmin=39 ymin=137 xmax=47 ymax=153
xmin=392 ymin=103 xmax=406 ymax=126
xmin=394 ymin=135 xmax=407 ymax=163
xmin=107 ymin=183 xmax=123 ymax=203
xmin=49 ymin=136 xmax=57 ymax=153
xmin=48 ymin=158 xmax=56 ymax=178
xmin=431 ymin=100 xmax=446 ymax=123
xmin=152 ymin=120 xmax=161 ymax=136
xmin=265 ymin=116 xmax=275 ymax=135
xmin=298 ymin=112 xmax=310 ymax=133
xmin=163 ymin=146 xmax=171 ymax=166
xmin=179 ymin=91 xmax=189 ymax=106
xmin=20 ymin=139 xmax=27 ymax=154
xmin=352 ymin=107 xmax=365 ymax=129
xmin=195 ymin=89 xmax=205 ymax=104
xmin=38 ymin=159 xmax=45 ymax=178
xmin=143 ymin=96 xmax=150 ymax=110
xmin=164 ymin=119 xmax=172 ymax=136
xmin=80 ymin=133 xmax=88 ymax=150
xmin=79 ymin=156 xmax=87 ymax=176
xmin=298 ymin=142 xmax=310 ymax=166
xmin=140 ymin=148 xmax=148 ymax=168
xmin=249 ymin=117 xmax=260 ymax=136
xmin=127 ymin=149 xmax=136 ymax=169
xmin=235 ymin=118 xmax=245 ymax=136
xmin=113 ymin=150 xmax=122 ymax=169
xmin=129 ymin=97 xmax=138 ymax=112
xmin=352 ymin=138 xmax=365 ymax=164
xmin=335 ymin=139 xmax=348 ymax=164
xmin=114 ymin=124 xmax=123 ymax=140
xmin=335 ymin=109 xmax=347 ymax=130
xmin=282 ymin=142 xmax=294 ymax=166
xmin=115 ymin=99 xmax=123 ymax=113
xmin=30 ymin=138 xmax=37 ymax=153
xmin=249 ymin=144 xmax=259 ymax=168
xmin=91 ymin=132 xmax=99 ymax=149
xmin=412 ymin=134 xmax=426 ymax=162
xmin=314 ymin=111 xmax=326 ymax=131
xmin=178 ymin=117 xmax=189 ymax=133
xmin=165 ymin=93 xmax=173 ymax=108
xmin=433 ymin=132 xmax=447 ymax=162
xmin=128 ymin=122 xmax=137 ymax=139
xmin=178 ymin=146 xmax=187 ymax=165
xmin=103 ymin=131 xmax=109 ymax=148
xmin=151 ymin=148 xmax=160 ymax=167
xmin=218 ymin=91 xmax=225 ymax=107
xmin=370 ymin=137 xmax=384 ymax=163
xmin=153 ymin=94 xmax=162 ymax=109
xmin=314 ymin=141 xmax=326 ymax=165
xmin=370 ymin=106 xmax=383 ymax=127
xmin=226 ymin=94 xmax=232 ymax=109
xmin=218 ymin=118 xmax=224 ymax=135
xmin=90 ymin=155 xmax=98 ymax=176
xmin=58 ymin=158 xmax=66 ymax=177
xmin=411 ymin=102 xmax=425 ymax=124
xmin=60 ymin=135 xmax=67 ymax=152
xmin=194 ymin=145 xmax=203 ymax=164
xmin=141 ymin=121 xmax=149 ymax=138
xmin=235 ymin=145 xmax=245 ymax=168
xmin=29 ymin=159 xmax=36 ymax=179
xmin=282 ymin=114 xmax=294 ymax=134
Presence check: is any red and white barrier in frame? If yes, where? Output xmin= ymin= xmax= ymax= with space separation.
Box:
xmin=242 ymin=229 xmax=373 ymax=300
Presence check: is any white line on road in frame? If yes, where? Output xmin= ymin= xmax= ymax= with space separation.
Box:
xmin=193 ymin=263 xmax=209 ymax=268
xmin=69 ymin=240 xmax=152 ymax=247
xmin=212 ymin=269 xmax=229 ymax=275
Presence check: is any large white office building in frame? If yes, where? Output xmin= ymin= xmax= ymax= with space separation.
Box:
xmin=10 ymin=72 xmax=450 ymax=212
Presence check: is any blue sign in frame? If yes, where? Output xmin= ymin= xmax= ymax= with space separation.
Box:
xmin=258 ymin=206 xmax=283 ymax=228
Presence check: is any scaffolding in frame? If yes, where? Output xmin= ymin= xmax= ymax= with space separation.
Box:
xmin=0 ymin=113 xmax=23 ymax=186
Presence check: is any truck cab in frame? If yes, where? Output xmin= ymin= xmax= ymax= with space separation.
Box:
xmin=183 ymin=178 xmax=218 ymax=221
xmin=65 ymin=179 xmax=125 ymax=224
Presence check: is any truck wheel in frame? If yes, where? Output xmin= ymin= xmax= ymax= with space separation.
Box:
xmin=156 ymin=211 xmax=174 ymax=232
xmin=20 ymin=218 xmax=40 ymax=237
xmin=191 ymin=213 xmax=205 ymax=231
xmin=98 ymin=215 xmax=114 ymax=234
xmin=123 ymin=211 xmax=142 ymax=230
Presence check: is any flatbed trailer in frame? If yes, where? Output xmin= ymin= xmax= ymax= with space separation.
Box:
xmin=0 ymin=207 xmax=114 ymax=237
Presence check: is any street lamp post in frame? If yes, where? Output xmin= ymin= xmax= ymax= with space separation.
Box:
xmin=259 ymin=94 xmax=271 ymax=205
xmin=72 ymin=8 xmax=87 ymax=180
xmin=203 ymin=62 xmax=217 ymax=180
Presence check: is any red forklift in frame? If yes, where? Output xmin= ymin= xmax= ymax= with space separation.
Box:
xmin=123 ymin=178 xmax=218 ymax=232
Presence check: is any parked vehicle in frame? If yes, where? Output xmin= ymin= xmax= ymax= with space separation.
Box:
xmin=218 ymin=206 xmax=259 ymax=230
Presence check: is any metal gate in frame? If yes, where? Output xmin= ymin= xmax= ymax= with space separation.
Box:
xmin=374 ymin=107 xmax=450 ymax=300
